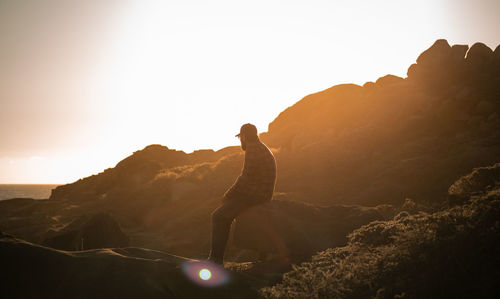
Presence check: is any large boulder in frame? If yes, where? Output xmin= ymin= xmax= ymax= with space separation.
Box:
xmin=232 ymin=200 xmax=383 ymax=263
xmin=465 ymin=42 xmax=493 ymax=69
xmin=416 ymin=39 xmax=453 ymax=67
xmin=43 ymin=212 xmax=129 ymax=250
xmin=407 ymin=39 xmax=467 ymax=89
xmin=451 ymin=44 xmax=469 ymax=62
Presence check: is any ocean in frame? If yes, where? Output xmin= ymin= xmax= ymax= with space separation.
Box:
xmin=0 ymin=184 xmax=61 ymax=201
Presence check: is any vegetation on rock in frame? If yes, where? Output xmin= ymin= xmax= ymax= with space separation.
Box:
xmin=261 ymin=164 xmax=500 ymax=298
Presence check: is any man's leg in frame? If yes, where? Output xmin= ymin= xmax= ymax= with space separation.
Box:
xmin=208 ymin=197 xmax=258 ymax=264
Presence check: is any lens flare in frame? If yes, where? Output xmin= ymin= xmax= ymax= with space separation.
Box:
xmin=199 ymin=268 xmax=211 ymax=280
xmin=181 ymin=260 xmax=230 ymax=287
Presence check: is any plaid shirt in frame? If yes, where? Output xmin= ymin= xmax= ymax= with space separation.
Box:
xmin=224 ymin=139 xmax=276 ymax=201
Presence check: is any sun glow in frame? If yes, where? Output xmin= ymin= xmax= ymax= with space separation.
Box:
xmin=182 ymin=261 xmax=228 ymax=287
xmin=92 ymin=0 xmax=449 ymax=155
xmin=1 ymin=0 xmax=499 ymax=183
xmin=199 ymin=268 xmax=212 ymax=280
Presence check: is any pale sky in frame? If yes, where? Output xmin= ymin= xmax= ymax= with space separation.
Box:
xmin=1 ymin=0 xmax=499 ymax=183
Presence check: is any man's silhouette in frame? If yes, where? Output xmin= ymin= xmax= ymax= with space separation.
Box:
xmin=208 ymin=123 xmax=277 ymax=265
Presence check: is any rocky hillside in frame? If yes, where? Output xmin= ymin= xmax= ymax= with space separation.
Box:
xmin=51 ymin=39 xmax=500 ymax=209
xmin=2 ymin=38 xmax=498 ymax=263
xmin=50 ymin=144 xmax=240 ymax=202
xmin=260 ymin=39 xmax=500 ymax=205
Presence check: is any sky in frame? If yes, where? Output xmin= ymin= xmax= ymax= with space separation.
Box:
xmin=1 ymin=0 xmax=499 ymax=184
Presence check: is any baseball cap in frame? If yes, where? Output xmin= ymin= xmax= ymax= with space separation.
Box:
xmin=235 ymin=123 xmax=258 ymax=137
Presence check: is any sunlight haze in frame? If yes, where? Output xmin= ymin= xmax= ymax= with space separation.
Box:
xmin=1 ymin=0 xmax=499 ymax=183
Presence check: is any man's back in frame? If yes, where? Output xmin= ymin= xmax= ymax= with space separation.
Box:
xmin=224 ymin=139 xmax=276 ymax=202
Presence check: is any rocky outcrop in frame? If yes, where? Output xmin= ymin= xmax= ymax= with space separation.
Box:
xmin=466 ymin=42 xmax=494 ymax=67
xmin=407 ymin=39 xmax=472 ymax=90
xmin=232 ymin=200 xmax=384 ymax=262
xmin=407 ymin=40 xmax=497 ymax=90
xmin=0 ymin=233 xmax=257 ymax=299
xmin=416 ymin=39 xmax=455 ymax=66
xmin=43 ymin=212 xmax=129 ymax=250
xmin=259 ymin=38 xmax=500 ymax=206
xmin=50 ymin=144 xmax=240 ymax=202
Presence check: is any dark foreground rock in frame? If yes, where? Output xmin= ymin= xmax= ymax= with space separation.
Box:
xmin=233 ymin=200 xmax=384 ymax=262
xmin=0 ymin=233 xmax=258 ymax=299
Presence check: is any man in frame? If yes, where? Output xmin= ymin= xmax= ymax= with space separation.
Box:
xmin=208 ymin=123 xmax=277 ymax=265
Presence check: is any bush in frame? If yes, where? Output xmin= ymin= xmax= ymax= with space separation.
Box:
xmin=261 ymin=188 xmax=500 ymax=298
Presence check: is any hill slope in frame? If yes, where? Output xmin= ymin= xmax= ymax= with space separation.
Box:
xmin=260 ymin=39 xmax=500 ymax=205
xmin=52 ymin=39 xmax=500 ymax=208
xmin=3 ymin=38 xmax=499 ymax=260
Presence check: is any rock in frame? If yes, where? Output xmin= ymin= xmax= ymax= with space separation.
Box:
xmin=363 ymin=81 xmax=375 ymax=90
xmin=362 ymin=81 xmax=377 ymax=94
xmin=465 ymin=42 xmax=493 ymax=68
xmin=451 ymin=44 xmax=468 ymax=62
xmin=406 ymin=63 xmax=419 ymax=79
xmin=375 ymin=75 xmax=405 ymax=88
xmin=407 ymin=39 xmax=460 ymax=88
xmin=232 ymin=200 xmax=383 ymax=263
xmin=0 ymin=231 xmax=15 ymax=238
xmin=43 ymin=212 xmax=129 ymax=250
xmin=416 ymin=39 xmax=452 ymax=67
xmin=494 ymin=44 xmax=500 ymax=62
xmin=0 ymin=235 xmax=257 ymax=299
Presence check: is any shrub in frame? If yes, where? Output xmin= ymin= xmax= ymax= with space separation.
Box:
xmin=261 ymin=188 xmax=500 ymax=298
